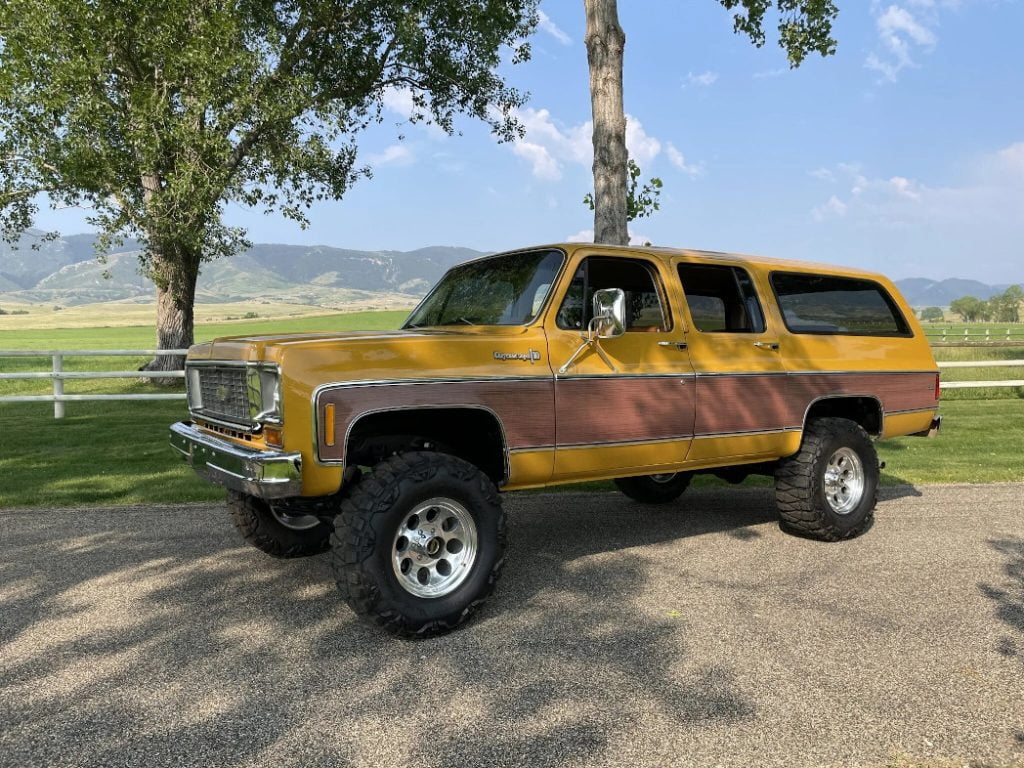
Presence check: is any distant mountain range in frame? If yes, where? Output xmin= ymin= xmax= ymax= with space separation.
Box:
xmin=0 ymin=231 xmax=1016 ymax=308
xmin=0 ymin=231 xmax=484 ymax=307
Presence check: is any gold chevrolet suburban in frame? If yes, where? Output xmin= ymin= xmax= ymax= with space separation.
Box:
xmin=170 ymin=244 xmax=941 ymax=637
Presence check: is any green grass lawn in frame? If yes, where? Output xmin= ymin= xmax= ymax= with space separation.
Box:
xmin=1 ymin=312 xmax=1021 ymax=508
xmin=0 ymin=399 xmax=1018 ymax=509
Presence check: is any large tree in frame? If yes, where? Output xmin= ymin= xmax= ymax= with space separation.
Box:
xmin=583 ymin=0 xmax=838 ymax=245
xmin=0 ymin=0 xmax=537 ymax=370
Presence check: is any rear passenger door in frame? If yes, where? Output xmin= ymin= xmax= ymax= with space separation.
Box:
xmin=673 ymin=259 xmax=793 ymax=461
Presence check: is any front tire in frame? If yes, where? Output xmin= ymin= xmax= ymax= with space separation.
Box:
xmin=227 ymin=491 xmax=332 ymax=558
xmin=331 ymin=452 xmax=506 ymax=638
xmin=614 ymin=472 xmax=692 ymax=504
xmin=774 ymin=417 xmax=879 ymax=541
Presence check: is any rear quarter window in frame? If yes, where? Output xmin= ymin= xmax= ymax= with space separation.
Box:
xmin=770 ymin=272 xmax=911 ymax=337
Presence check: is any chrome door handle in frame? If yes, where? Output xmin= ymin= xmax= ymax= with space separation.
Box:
xmin=657 ymin=341 xmax=688 ymax=350
xmin=753 ymin=341 xmax=780 ymax=351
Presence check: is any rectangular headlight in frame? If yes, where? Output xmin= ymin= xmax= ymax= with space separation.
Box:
xmin=186 ymin=367 xmax=203 ymax=411
xmin=247 ymin=366 xmax=282 ymax=425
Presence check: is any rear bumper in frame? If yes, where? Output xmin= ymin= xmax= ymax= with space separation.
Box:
xmin=911 ymin=415 xmax=942 ymax=438
xmin=169 ymin=421 xmax=302 ymax=499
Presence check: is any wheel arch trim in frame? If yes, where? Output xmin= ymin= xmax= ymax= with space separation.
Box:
xmin=324 ymin=402 xmax=512 ymax=484
xmin=800 ymin=394 xmax=885 ymax=437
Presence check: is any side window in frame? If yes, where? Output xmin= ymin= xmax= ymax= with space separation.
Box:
xmin=556 ymin=257 xmax=669 ymax=332
xmin=677 ymin=263 xmax=766 ymax=333
xmin=770 ymin=272 xmax=910 ymax=336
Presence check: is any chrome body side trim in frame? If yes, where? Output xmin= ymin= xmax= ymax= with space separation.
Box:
xmin=693 ymin=426 xmax=802 ymax=439
xmin=169 ymin=421 xmax=302 ymax=499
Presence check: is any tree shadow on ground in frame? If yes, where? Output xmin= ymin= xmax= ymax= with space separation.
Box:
xmin=979 ymin=536 xmax=1024 ymax=745
xmin=0 ymin=492 xmax=770 ymax=767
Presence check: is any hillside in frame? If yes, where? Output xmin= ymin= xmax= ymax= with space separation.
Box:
xmin=0 ymin=231 xmax=485 ymax=307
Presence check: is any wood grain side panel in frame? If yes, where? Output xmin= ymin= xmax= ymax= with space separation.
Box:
xmin=316 ymin=379 xmax=554 ymax=462
xmin=555 ymin=376 xmax=696 ymax=446
xmin=787 ymin=372 xmax=938 ymax=420
xmin=695 ymin=371 xmax=939 ymax=436
xmin=694 ymin=375 xmax=793 ymax=436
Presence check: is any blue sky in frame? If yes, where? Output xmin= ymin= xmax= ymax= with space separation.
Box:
xmin=39 ymin=0 xmax=1024 ymax=282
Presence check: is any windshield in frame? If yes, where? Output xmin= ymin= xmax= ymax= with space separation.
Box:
xmin=404 ymin=249 xmax=564 ymax=328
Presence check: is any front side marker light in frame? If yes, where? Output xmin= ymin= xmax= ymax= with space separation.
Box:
xmin=324 ymin=403 xmax=336 ymax=447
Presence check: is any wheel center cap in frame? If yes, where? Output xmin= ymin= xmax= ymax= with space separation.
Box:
xmin=408 ymin=528 xmax=441 ymax=558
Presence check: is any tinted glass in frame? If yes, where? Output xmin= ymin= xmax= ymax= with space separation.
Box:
xmin=771 ymin=272 xmax=909 ymax=335
xmin=677 ymin=263 xmax=766 ymax=333
xmin=556 ymin=257 xmax=668 ymax=332
xmin=404 ymin=249 xmax=563 ymax=327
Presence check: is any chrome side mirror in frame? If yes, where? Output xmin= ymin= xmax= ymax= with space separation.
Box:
xmin=591 ymin=288 xmax=626 ymax=339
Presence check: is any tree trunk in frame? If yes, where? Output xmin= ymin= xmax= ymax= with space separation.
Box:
xmin=141 ymin=243 xmax=200 ymax=384
xmin=139 ymin=172 xmax=200 ymax=383
xmin=584 ymin=0 xmax=628 ymax=246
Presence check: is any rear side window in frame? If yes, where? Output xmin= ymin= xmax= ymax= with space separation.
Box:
xmin=677 ymin=263 xmax=766 ymax=333
xmin=770 ymin=272 xmax=910 ymax=336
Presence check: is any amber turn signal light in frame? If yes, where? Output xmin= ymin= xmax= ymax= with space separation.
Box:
xmin=264 ymin=426 xmax=283 ymax=447
xmin=324 ymin=403 xmax=336 ymax=447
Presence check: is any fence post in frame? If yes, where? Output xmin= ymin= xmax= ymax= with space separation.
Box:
xmin=52 ymin=353 xmax=64 ymax=419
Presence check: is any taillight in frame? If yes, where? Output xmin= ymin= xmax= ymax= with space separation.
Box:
xmin=935 ymin=372 xmax=941 ymax=400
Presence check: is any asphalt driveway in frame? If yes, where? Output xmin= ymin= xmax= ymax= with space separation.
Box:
xmin=1 ymin=484 xmax=1022 ymax=768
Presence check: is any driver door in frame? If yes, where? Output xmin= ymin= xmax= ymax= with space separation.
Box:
xmin=546 ymin=254 xmax=696 ymax=479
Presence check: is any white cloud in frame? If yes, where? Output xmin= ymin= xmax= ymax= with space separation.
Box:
xmin=809 ymin=167 xmax=836 ymax=182
xmin=996 ymin=142 xmax=1024 ymax=175
xmin=565 ymin=229 xmax=651 ymax=246
xmin=865 ymin=4 xmax=942 ymax=82
xmin=811 ymin=195 xmax=848 ymax=221
xmin=804 ymin=142 xmax=1024 ymax=280
xmin=382 ymin=87 xmax=416 ymax=120
xmin=381 ymin=87 xmax=445 ymax=137
xmin=507 ymin=108 xmax=671 ymax=180
xmin=810 ymin=142 xmax=1024 ymax=228
xmin=537 ymin=10 xmax=571 ymax=45
xmin=665 ymin=143 xmax=703 ymax=177
xmin=753 ymin=67 xmax=788 ymax=79
xmin=685 ymin=71 xmax=719 ymax=88
xmin=625 ymin=119 xmax=661 ymax=166
xmin=366 ymin=144 xmax=414 ymax=166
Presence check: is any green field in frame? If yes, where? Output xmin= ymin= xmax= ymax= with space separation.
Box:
xmin=0 ymin=313 xmax=1021 ymax=508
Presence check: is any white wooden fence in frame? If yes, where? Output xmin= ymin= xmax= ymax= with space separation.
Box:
xmin=925 ymin=327 xmax=1024 ymax=345
xmin=1 ymin=348 xmax=1022 ymax=420
xmin=0 ymin=349 xmax=187 ymax=418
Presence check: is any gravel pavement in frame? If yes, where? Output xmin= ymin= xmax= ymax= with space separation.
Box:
xmin=1 ymin=484 xmax=1022 ymax=768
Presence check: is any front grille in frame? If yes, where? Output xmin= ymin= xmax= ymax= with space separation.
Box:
xmin=195 ymin=366 xmax=251 ymax=425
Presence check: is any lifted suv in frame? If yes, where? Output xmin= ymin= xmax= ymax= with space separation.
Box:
xmin=170 ymin=244 xmax=941 ymax=637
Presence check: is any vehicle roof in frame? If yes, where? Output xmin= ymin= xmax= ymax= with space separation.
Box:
xmin=508 ymin=242 xmax=889 ymax=282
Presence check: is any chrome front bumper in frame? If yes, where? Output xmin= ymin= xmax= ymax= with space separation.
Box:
xmin=169 ymin=421 xmax=302 ymax=499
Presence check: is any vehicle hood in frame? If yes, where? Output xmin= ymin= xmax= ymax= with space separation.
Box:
xmin=186 ymin=326 xmax=552 ymax=384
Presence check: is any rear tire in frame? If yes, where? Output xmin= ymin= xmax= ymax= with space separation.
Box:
xmin=227 ymin=491 xmax=332 ymax=558
xmin=774 ymin=417 xmax=878 ymax=541
xmin=331 ymin=452 xmax=506 ymax=638
xmin=614 ymin=472 xmax=692 ymax=504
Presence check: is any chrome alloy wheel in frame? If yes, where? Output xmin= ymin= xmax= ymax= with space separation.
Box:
xmin=270 ymin=505 xmax=322 ymax=531
xmin=392 ymin=498 xmax=479 ymax=598
xmin=649 ymin=473 xmax=678 ymax=484
xmin=822 ymin=447 xmax=865 ymax=515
